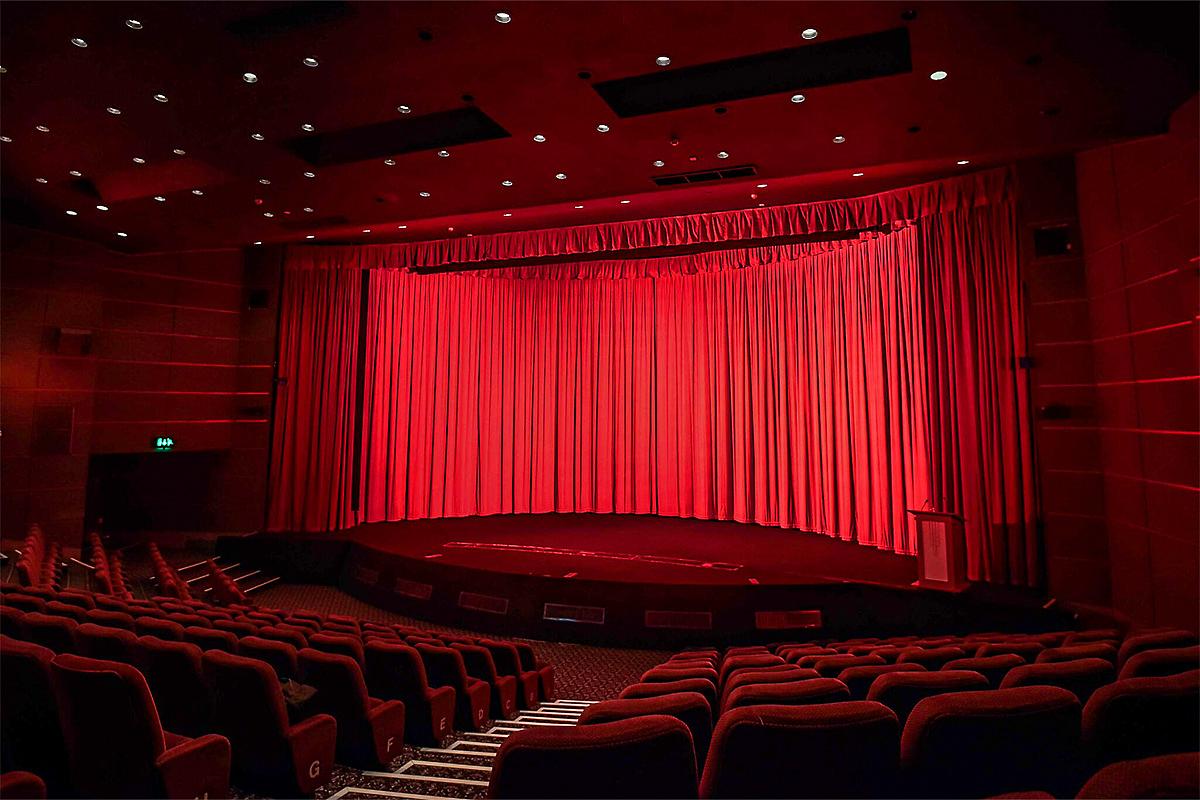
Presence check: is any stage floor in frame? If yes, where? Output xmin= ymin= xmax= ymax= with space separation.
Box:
xmin=343 ymin=514 xmax=917 ymax=588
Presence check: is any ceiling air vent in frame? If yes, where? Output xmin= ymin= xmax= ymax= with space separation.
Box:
xmin=652 ymin=164 xmax=757 ymax=187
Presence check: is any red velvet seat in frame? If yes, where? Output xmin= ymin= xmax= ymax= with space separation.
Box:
xmin=0 ymin=771 xmax=46 ymax=799
xmin=417 ymin=644 xmax=491 ymax=730
xmin=245 ymin=610 xmax=282 ymax=626
xmin=452 ymin=643 xmax=519 ymax=719
xmin=514 ymin=642 xmax=556 ymax=701
xmin=51 ymin=653 xmax=231 ymax=799
xmin=901 ymin=686 xmax=1082 ymax=798
xmin=849 ymin=645 xmax=905 ymax=663
xmin=21 ymin=613 xmax=77 ymax=654
xmin=620 ymin=679 xmax=717 ymax=717
xmin=720 ymin=667 xmax=820 ymax=706
xmin=91 ymin=596 xmax=130 ymax=612
xmin=701 ymin=702 xmax=899 ymax=798
xmin=1118 ymin=645 xmax=1200 ymax=679
xmin=976 ymin=641 xmax=1046 ymax=661
xmin=309 ymin=631 xmax=366 ymax=664
xmin=1000 ymin=658 xmax=1116 ymax=703
xmin=479 ymin=639 xmax=542 ymax=709
xmin=43 ymin=601 xmax=89 ymax=624
xmin=896 ymin=646 xmax=968 ymax=671
xmin=718 ymin=654 xmax=785 ymax=684
xmin=298 ymin=648 xmax=406 ymax=768
xmin=213 ymin=618 xmax=259 ymax=637
xmin=1116 ymin=630 xmax=1198 ymax=670
xmin=179 ymin=625 xmax=235 ymax=652
xmin=581 ymin=692 xmax=712 ymax=768
xmin=1076 ymin=752 xmax=1200 ymax=799
xmin=725 ymin=645 xmax=770 ymax=657
xmin=490 ymin=715 xmax=697 ymax=799
xmin=866 ymin=669 xmax=990 ymax=725
xmin=1082 ymin=670 xmax=1200 ymax=767
xmin=943 ymin=654 xmax=1026 ymax=686
xmin=0 ymin=637 xmax=69 ymax=795
xmin=811 ymin=653 xmax=886 ymax=677
xmin=202 ymin=649 xmax=337 ymax=797
xmin=74 ymin=623 xmax=138 ymax=664
xmin=643 ymin=665 xmax=720 ymax=687
xmin=258 ymin=624 xmax=309 ymax=650
xmin=1038 ymin=643 xmax=1119 ymax=665
xmin=1 ymin=594 xmax=45 ymax=614
xmin=365 ymin=641 xmax=457 ymax=744
xmin=0 ymin=606 xmax=26 ymax=638
xmin=133 ymin=616 xmax=186 ymax=641
xmin=725 ymin=677 xmax=851 ymax=711
xmin=837 ymin=663 xmax=927 ymax=700
xmin=239 ymin=635 xmax=301 ymax=680
xmin=83 ymin=608 xmax=135 ymax=632
xmin=134 ymin=636 xmax=213 ymax=738
xmin=1065 ymin=629 xmax=1121 ymax=645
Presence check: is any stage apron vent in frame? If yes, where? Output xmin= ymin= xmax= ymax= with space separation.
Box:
xmin=543 ymin=603 xmax=606 ymax=625
xmin=459 ymin=591 xmax=509 ymax=615
xmin=393 ymin=577 xmax=434 ymax=601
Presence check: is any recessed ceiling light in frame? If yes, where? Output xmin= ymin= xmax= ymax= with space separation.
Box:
xmin=790 ymin=94 xmax=806 ymax=104
xmin=384 ymin=158 xmax=396 ymax=166
xmin=596 ymin=123 xmax=610 ymax=132
xmin=397 ymin=224 xmax=407 ymax=229
xmin=833 ymin=135 xmax=846 ymax=143
xmin=501 ymin=179 xmax=513 ymax=186
xmin=0 ymin=136 xmax=11 ymax=143
xmin=125 ymin=19 xmax=143 ymax=30
xmin=250 ymin=132 xmax=265 ymax=141
xmin=852 ymin=171 xmax=864 ymax=177
xmin=495 ymin=11 xmax=512 ymax=24
xmin=253 ymin=241 xmax=262 ymax=246
xmin=801 ymin=28 xmax=818 ymax=40
xmin=619 ymin=199 xmax=631 ymax=204
xmin=303 ymin=171 xmax=316 ymax=178
xmin=0 ymin=66 xmax=5 ymax=74
xmin=106 ymin=107 xmax=122 ymax=115
xmin=153 ymin=93 xmax=168 ymax=103
xmin=448 ymin=227 xmax=455 ymax=232
xmin=362 ymin=228 xmax=371 ymax=233
xmin=930 ymin=70 xmax=948 ymax=81
xmin=263 ymin=212 xmax=274 ymax=218
xmin=717 ymin=151 xmax=729 ymax=159
xmin=555 ymin=172 xmax=567 ymax=180
xmin=653 ymin=160 xmax=665 ymax=167
xmin=305 ymin=235 xmax=315 ymax=239
xmin=116 ymin=232 xmax=128 ymax=238
xmin=36 ymin=177 xmax=48 ymax=183
xmin=301 ymin=123 xmax=315 ymax=132
xmin=258 ymin=178 xmax=271 ymax=185
xmin=533 ymin=134 xmax=546 ymax=142
xmin=302 ymin=57 xmax=319 ymax=67
xmin=437 ymin=150 xmax=450 ymax=158
xmin=132 ymin=157 xmax=145 ymax=164
xmin=419 ymin=191 xmax=430 ymax=197
xmin=756 ymin=183 xmax=768 ymax=188
xmin=656 ymin=56 xmax=671 ymax=67
xmin=303 ymin=207 xmax=314 ymax=213
xmin=956 ymin=159 xmax=970 ymax=165
xmin=242 ymin=72 xmax=258 ymax=84
xmin=69 ymin=170 xmax=82 ymax=177
xmin=396 ymin=104 xmax=412 ymax=114
xmin=95 ymin=204 xmax=109 ymax=211
xmin=758 ymin=203 xmax=765 ymax=207
xmin=65 ymin=210 xmax=78 ymax=216
xmin=35 ymin=125 xmax=50 ymax=133
xmin=172 ymin=148 xmax=186 ymax=156
xmin=192 ymin=189 xmax=204 ymax=195
xmin=503 ymin=212 xmax=512 ymax=217
xmin=70 ymin=37 xmax=87 ymax=48
xmin=153 ymin=195 xmax=165 ymax=202
xmin=574 ymin=204 xmax=583 ymax=209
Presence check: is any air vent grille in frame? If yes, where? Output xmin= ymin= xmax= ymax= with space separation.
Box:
xmin=544 ymin=603 xmax=606 ymax=625
xmin=458 ymin=591 xmax=509 ymax=615
xmin=393 ymin=578 xmax=434 ymax=600
xmin=652 ymin=164 xmax=757 ymax=187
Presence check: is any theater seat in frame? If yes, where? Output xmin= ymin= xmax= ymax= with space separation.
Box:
xmin=212 ymin=618 xmax=259 ymax=638
xmin=1038 ymin=643 xmax=1118 ymax=665
xmin=83 ymin=609 xmax=135 ymax=632
xmin=452 ymin=643 xmax=519 ymax=719
xmin=182 ymin=625 xmax=239 ymax=653
xmin=134 ymin=636 xmax=213 ymax=738
xmin=43 ymin=601 xmax=89 ymax=624
xmin=479 ymin=639 xmax=542 ymax=709
xmin=0 ymin=771 xmax=46 ymax=800
xmin=620 ymin=679 xmax=717 ymax=718
xmin=1065 ymin=629 xmax=1121 ymax=645
xmin=643 ymin=665 xmax=720 ymax=688
xmin=298 ymin=649 xmax=405 ymax=769
xmin=725 ymin=678 xmax=850 ymax=711
xmin=1116 ymin=630 xmax=1198 ymax=670
xmin=720 ymin=667 xmax=819 ymax=706
xmin=74 ymin=623 xmax=138 ymax=663
xmin=838 ymin=663 xmax=927 ymax=700
xmin=257 ymin=625 xmax=309 ymax=650
xmin=867 ymin=670 xmax=990 ymax=726
xmin=50 ymin=653 xmax=231 ymax=799
xmin=514 ymin=642 xmax=556 ymax=701
xmin=365 ymin=641 xmax=456 ymax=745
xmin=580 ymin=692 xmax=712 ymax=768
xmin=782 ymin=646 xmax=837 ymax=664
xmin=203 ymin=649 xmax=337 ymax=797
xmin=133 ymin=616 xmax=185 ymax=641
xmin=718 ymin=654 xmax=785 ymax=684
xmin=21 ymin=613 xmax=77 ymax=653
xmin=0 ymin=637 xmax=69 ymax=795
xmin=490 ymin=715 xmax=697 ymax=799
xmin=976 ymin=641 xmax=1045 ymax=661
xmin=897 ymin=646 xmax=968 ymax=671
xmin=1082 ymin=670 xmax=1200 ymax=767
xmin=0 ymin=606 xmax=26 ymax=638
xmin=701 ymin=702 xmax=899 ymax=798
xmin=943 ymin=654 xmax=1026 ymax=687
xmin=1118 ymin=645 xmax=1200 ymax=679
xmin=309 ymin=632 xmax=366 ymax=664
xmin=1000 ymin=658 xmax=1116 ymax=703
xmin=417 ymin=644 xmax=491 ymax=731
xmin=1 ymin=595 xmax=45 ymax=614
xmin=1076 ymin=752 xmax=1200 ymax=799
xmin=901 ymin=686 xmax=1082 ymax=798
xmin=239 ymin=635 xmax=301 ymax=680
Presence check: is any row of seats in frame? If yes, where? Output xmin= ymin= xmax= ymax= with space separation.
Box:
xmin=14 ymin=525 xmax=61 ymax=591
xmin=204 ymin=558 xmax=249 ymax=605
xmin=147 ymin=543 xmax=192 ymax=601
xmin=86 ymin=532 xmax=132 ymax=600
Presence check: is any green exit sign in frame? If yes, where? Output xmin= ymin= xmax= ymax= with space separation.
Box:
xmin=153 ymin=436 xmax=175 ymax=451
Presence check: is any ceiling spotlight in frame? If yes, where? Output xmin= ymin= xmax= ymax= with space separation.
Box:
xmin=956 ymin=159 xmax=970 ymax=165
xmin=303 ymin=207 xmax=314 ymax=213
xmin=132 ymin=157 xmax=146 ymax=164
xmin=619 ymin=199 xmax=631 ymax=204
xmin=501 ymin=179 xmax=513 ymax=186
xmin=801 ymin=28 xmax=818 ymax=40
xmin=397 ymin=224 xmax=407 ymax=229
xmin=533 ymin=134 xmax=546 ymax=142
xmin=258 ymin=178 xmax=271 ymax=185
xmin=192 ymin=189 xmax=204 ymax=195
xmin=384 ymin=158 xmax=396 ymax=165
xmin=852 ymin=171 xmax=864 ymax=177
xmin=301 ymin=123 xmax=315 ymax=132
xmin=35 ymin=125 xmax=50 ymax=133
xmin=153 ymin=93 xmax=168 ymax=103
xmin=574 ymin=204 xmax=584 ymax=209
xmin=253 ymin=241 xmax=262 ymax=246
xmin=362 ymin=229 xmax=371 ymax=233
xmin=596 ymin=123 xmax=610 ymax=132
xmin=302 ymin=57 xmax=319 ymax=67
xmin=503 ymin=212 xmax=512 ymax=217
xmin=70 ymin=37 xmax=88 ymax=48
xmin=303 ymin=171 xmax=316 ymax=178
xmin=153 ymin=195 xmax=165 ymax=202
xmin=250 ymin=132 xmax=265 ymax=141
xmin=653 ymin=160 xmax=665 ymax=167
xmin=106 ymin=107 xmax=122 ymax=115
xmin=656 ymin=56 xmax=671 ymax=67
xmin=717 ymin=151 xmax=729 ymax=159
xmin=65 ymin=210 xmax=78 ymax=216
xmin=116 ymin=232 xmax=128 ymax=238
xmin=263 ymin=212 xmax=274 ymax=218
xmin=756 ymin=183 xmax=768 ymax=188
xmin=419 ymin=191 xmax=431 ymax=197
xmin=242 ymin=72 xmax=258 ymax=84
xmin=396 ymin=104 xmax=412 ymax=114
xmin=0 ymin=136 xmax=10 ymax=143
xmin=96 ymin=204 xmax=109 ymax=211
xmin=36 ymin=177 xmax=48 ymax=183
xmin=305 ymin=235 xmax=315 ymax=239
xmin=69 ymin=170 xmax=82 ymax=177
xmin=125 ymin=19 xmax=143 ymax=30
xmin=495 ymin=11 xmax=512 ymax=23
xmin=790 ymin=94 xmax=806 ymax=104
xmin=832 ymin=135 xmax=846 ymax=143
xmin=930 ymin=70 xmax=948 ymax=81
xmin=173 ymin=148 xmax=186 ymax=155
xmin=555 ymin=172 xmax=567 ymax=180
xmin=437 ymin=149 xmax=450 ymax=157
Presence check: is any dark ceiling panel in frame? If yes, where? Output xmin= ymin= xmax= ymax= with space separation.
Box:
xmin=225 ymin=2 xmax=354 ymax=40
xmin=594 ymin=27 xmax=912 ymax=117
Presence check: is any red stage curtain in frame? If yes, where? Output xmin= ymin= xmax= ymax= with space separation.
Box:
xmin=268 ymin=168 xmax=1038 ymax=585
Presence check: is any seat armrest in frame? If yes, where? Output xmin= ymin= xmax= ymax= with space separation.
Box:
xmin=287 ymin=712 xmax=338 ymax=795
xmin=156 ymin=733 xmax=231 ymax=799
xmin=367 ymin=699 xmax=407 ymax=763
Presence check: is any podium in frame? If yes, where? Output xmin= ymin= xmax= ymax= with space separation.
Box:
xmin=907 ymin=509 xmax=969 ymax=592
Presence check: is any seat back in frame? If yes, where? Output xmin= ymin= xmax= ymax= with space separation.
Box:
xmin=1118 ymin=645 xmax=1200 ymax=679
xmin=1076 ymin=752 xmax=1200 ymax=800
xmin=43 ymin=601 xmax=89 ymax=623
xmin=942 ymin=654 xmax=1026 ymax=687
xmin=901 ymin=686 xmax=1081 ymax=798
xmin=1082 ymin=670 xmax=1200 ymax=767
xmin=416 ymin=644 xmax=471 ymax=692
xmin=1116 ymin=630 xmax=1198 ymax=670
xmin=309 ymin=632 xmax=366 ymax=664
xmin=83 ymin=609 xmax=135 ymax=631
xmin=365 ymin=641 xmax=436 ymax=700
xmin=490 ymin=715 xmax=697 ymax=799
xmin=202 ymin=650 xmax=293 ymax=780
xmin=0 ymin=636 xmax=68 ymax=793
xmin=239 ymin=635 xmax=300 ymax=679
xmin=183 ymin=626 xmax=239 ymax=653
xmin=896 ymin=646 xmax=968 ymax=670
xmin=133 ymin=617 xmax=185 ymax=641
xmin=1037 ymin=643 xmax=1118 ymax=665
xmin=580 ymin=692 xmax=712 ymax=767
xmin=298 ymin=648 xmax=371 ymax=724
xmin=618 ymin=679 xmax=716 ymax=717
xmin=867 ymin=670 xmax=990 ymax=725
xmin=479 ymin=639 xmax=525 ymax=677
xmin=50 ymin=653 xmax=167 ymax=798
xmin=837 ymin=663 xmax=926 ymax=700
xmin=74 ymin=623 xmax=138 ymax=663
xmin=999 ymin=658 xmax=1115 ymax=703
xmin=133 ymin=636 xmax=211 ymax=737
xmin=720 ymin=667 xmax=819 ymax=706
xmin=701 ymin=702 xmax=899 ymax=798
xmin=725 ymin=677 xmax=850 ymax=711
xmin=22 ymin=612 xmax=78 ymax=653
xmin=452 ymin=643 xmax=503 ymax=682
xmin=811 ymin=653 xmax=886 ymax=678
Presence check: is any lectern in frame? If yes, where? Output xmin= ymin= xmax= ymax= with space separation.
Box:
xmin=907 ymin=509 xmax=969 ymax=591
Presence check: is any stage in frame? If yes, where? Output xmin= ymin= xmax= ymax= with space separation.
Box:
xmin=219 ymin=514 xmax=1067 ymax=646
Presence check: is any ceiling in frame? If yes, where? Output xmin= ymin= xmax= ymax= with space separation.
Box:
xmin=1 ymin=1 xmax=1195 ymax=253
